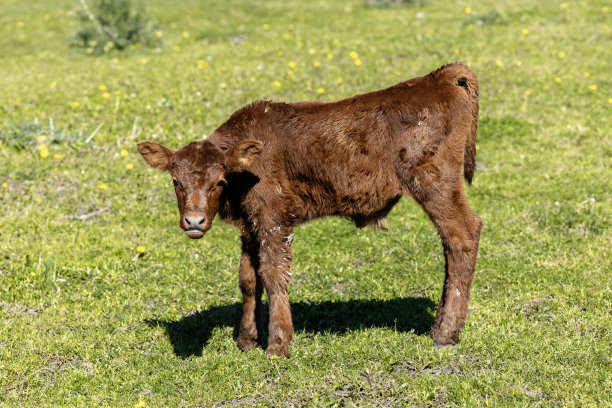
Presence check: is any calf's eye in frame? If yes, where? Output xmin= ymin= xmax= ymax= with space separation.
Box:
xmin=217 ymin=179 xmax=227 ymax=188
xmin=172 ymin=179 xmax=178 ymax=187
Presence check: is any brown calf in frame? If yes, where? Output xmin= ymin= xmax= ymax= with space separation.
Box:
xmin=138 ymin=62 xmax=482 ymax=357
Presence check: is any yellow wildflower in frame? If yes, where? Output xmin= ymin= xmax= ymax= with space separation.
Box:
xmin=283 ymin=33 xmax=291 ymax=40
xmin=2 ymin=182 xmax=7 ymax=188
xmin=277 ymin=51 xmax=284 ymax=56
xmin=182 ymin=31 xmax=189 ymax=39
xmin=269 ymin=355 xmax=279 ymax=360
xmin=99 ymin=85 xmax=107 ymax=91
xmin=174 ymin=46 xmax=181 ymax=51
xmin=120 ymin=149 xmax=129 ymax=156
xmin=495 ymin=60 xmax=502 ymax=67
xmin=155 ymin=31 xmax=163 ymax=38
xmin=524 ymin=90 xmax=530 ymax=96
xmin=262 ymin=24 xmax=270 ymax=30
xmin=49 ymin=81 xmax=57 ymax=89
xmin=112 ymin=57 xmax=119 ymax=64
xmin=135 ymin=400 xmax=146 ymax=408
xmin=44 ymin=14 xmax=50 ymax=21
xmin=354 ymin=59 xmax=362 ymax=66
xmin=475 ymin=145 xmax=480 ymax=151
xmin=102 ymin=92 xmax=110 ymax=99
xmin=558 ymin=52 xmax=565 ymax=58
xmin=136 ymin=246 xmax=146 ymax=254
xmin=288 ymin=61 xmax=296 ymax=68
xmin=326 ymin=53 xmax=333 ymax=60
xmin=317 ymin=88 xmax=325 ymax=94
xmin=139 ymin=58 xmax=147 ymax=64
xmin=336 ymin=78 xmax=343 ymax=84
xmin=72 ymin=101 xmax=79 ymax=108
xmin=555 ymin=77 xmax=562 ymax=83
xmin=114 ymin=90 xmax=121 ymax=95
xmin=583 ymin=72 xmax=590 ymax=77
xmin=35 ymin=197 xmax=42 ymax=203
xmin=465 ymin=7 xmax=472 ymax=14
xmin=589 ymin=84 xmax=597 ymax=90
xmin=37 ymin=135 xmax=45 ymax=142
xmin=40 ymin=149 xmax=49 ymax=158
xmin=288 ymin=70 xmax=294 ymax=76
xmin=125 ymin=163 xmax=134 ymax=170
xmin=273 ymin=81 xmax=280 ymax=87
xmin=254 ymin=46 xmax=261 ymax=52
xmin=17 ymin=21 xmax=24 ymax=28
xmin=97 ymin=184 xmax=108 ymax=190
xmin=37 ymin=144 xmax=47 ymax=151
xmin=53 ymin=154 xmax=61 ymax=159
xmin=522 ymin=28 xmax=529 ymax=35
xmin=220 ymin=82 xmax=227 ymax=89
xmin=308 ymin=48 xmax=316 ymax=55
xmin=349 ymin=51 xmax=358 ymax=60
xmin=560 ymin=3 xmax=568 ymax=9
xmin=608 ymin=98 xmax=612 ymax=104
xmin=312 ymin=60 xmax=320 ymax=67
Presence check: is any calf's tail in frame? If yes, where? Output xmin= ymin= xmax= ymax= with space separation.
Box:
xmin=453 ymin=64 xmax=480 ymax=186
xmin=463 ymin=94 xmax=478 ymax=186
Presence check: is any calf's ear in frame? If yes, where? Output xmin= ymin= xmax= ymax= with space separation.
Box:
xmin=228 ymin=139 xmax=264 ymax=172
xmin=137 ymin=141 xmax=174 ymax=171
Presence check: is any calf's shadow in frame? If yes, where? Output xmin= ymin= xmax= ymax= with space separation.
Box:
xmin=146 ymin=297 xmax=436 ymax=358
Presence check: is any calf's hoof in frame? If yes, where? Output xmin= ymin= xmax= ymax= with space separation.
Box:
xmin=430 ymin=328 xmax=459 ymax=348
xmin=265 ymin=343 xmax=290 ymax=358
xmin=237 ymin=336 xmax=259 ymax=351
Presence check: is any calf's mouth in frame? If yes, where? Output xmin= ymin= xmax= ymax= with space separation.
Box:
xmin=185 ymin=229 xmax=205 ymax=239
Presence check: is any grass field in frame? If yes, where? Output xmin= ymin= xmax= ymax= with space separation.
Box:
xmin=1 ymin=0 xmax=611 ymax=406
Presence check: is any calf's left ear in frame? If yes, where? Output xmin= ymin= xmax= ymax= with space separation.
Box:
xmin=228 ymin=139 xmax=264 ymax=172
xmin=137 ymin=141 xmax=175 ymax=171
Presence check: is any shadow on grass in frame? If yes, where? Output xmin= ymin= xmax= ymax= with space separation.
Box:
xmin=146 ymin=297 xmax=436 ymax=358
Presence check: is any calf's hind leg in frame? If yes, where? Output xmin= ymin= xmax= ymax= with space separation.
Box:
xmin=416 ymin=186 xmax=482 ymax=346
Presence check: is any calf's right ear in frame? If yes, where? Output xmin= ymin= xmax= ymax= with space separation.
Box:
xmin=136 ymin=141 xmax=174 ymax=171
xmin=228 ymin=139 xmax=264 ymax=172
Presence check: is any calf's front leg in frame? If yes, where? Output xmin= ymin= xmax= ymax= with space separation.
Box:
xmin=258 ymin=227 xmax=294 ymax=357
xmin=236 ymin=235 xmax=263 ymax=351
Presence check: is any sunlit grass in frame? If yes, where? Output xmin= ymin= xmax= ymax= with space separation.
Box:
xmin=0 ymin=0 xmax=610 ymax=406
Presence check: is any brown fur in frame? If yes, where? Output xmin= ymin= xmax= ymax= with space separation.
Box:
xmin=138 ymin=63 xmax=482 ymax=357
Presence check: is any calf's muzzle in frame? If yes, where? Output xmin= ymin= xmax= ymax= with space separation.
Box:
xmin=181 ymin=212 xmax=208 ymax=239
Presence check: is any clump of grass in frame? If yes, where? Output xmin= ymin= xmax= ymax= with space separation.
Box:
xmin=364 ymin=0 xmax=426 ymax=8
xmin=0 ymin=119 xmax=87 ymax=150
xmin=69 ymin=0 xmax=162 ymax=55
xmin=464 ymin=9 xmax=509 ymax=26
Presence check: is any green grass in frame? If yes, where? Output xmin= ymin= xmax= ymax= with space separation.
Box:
xmin=1 ymin=0 xmax=611 ymax=406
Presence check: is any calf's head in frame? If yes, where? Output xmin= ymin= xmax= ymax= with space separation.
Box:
xmin=137 ymin=139 xmax=263 ymax=239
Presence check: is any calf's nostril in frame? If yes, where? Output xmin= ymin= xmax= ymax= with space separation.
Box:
xmin=184 ymin=215 xmax=205 ymax=228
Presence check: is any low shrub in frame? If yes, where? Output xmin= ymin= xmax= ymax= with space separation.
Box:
xmin=69 ymin=0 xmax=162 ymax=55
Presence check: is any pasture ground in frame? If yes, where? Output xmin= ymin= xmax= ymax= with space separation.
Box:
xmin=0 ymin=0 xmax=610 ymax=406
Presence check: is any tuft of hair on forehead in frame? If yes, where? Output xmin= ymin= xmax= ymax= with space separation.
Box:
xmin=172 ymin=140 xmax=226 ymax=170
